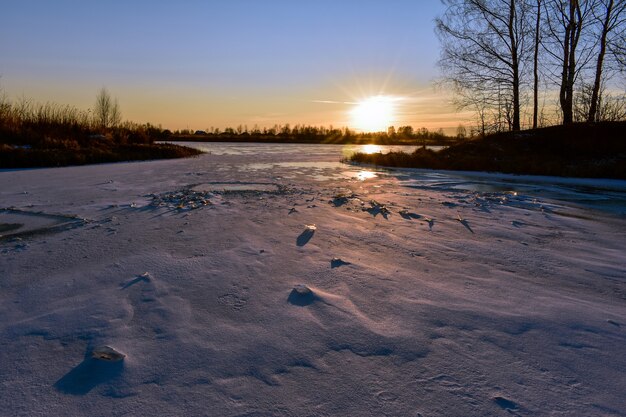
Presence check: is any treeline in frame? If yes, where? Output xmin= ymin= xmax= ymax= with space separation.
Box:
xmin=170 ymin=124 xmax=459 ymax=146
xmin=437 ymin=0 xmax=626 ymax=135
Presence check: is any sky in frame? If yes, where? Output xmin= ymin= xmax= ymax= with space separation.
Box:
xmin=0 ymin=0 xmax=467 ymax=132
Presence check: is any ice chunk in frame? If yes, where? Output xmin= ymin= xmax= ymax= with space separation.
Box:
xmin=331 ymin=257 xmax=351 ymax=268
xmin=91 ymin=346 xmax=125 ymax=362
xmin=288 ymin=284 xmax=316 ymax=306
xmin=293 ymin=284 xmax=312 ymax=295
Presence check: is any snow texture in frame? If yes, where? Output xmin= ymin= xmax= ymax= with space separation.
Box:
xmin=1 ymin=143 xmax=625 ymax=416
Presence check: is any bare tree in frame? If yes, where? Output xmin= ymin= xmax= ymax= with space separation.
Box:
xmin=94 ymin=87 xmax=121 ymax=129
xmin=611 ymin=30 xmax=626 ymax=67
xmin=456 ymin=86 xmax=504 ymax=135
xmin=576 ymin=79 xmax=626 ymax=120
xmin=588 ymin=0 xmax=626 ymax=121
xmin=436 ymin=0 xmax=529 ymax=131
xmin=542 ymin=0 xmax=598 ymax=124
xmin=532 ymin=0 xmax=542 ymax=128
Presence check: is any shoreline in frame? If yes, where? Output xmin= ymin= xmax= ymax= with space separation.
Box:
xmin=350 ymin=122 xmax=626 ymax=180
xmin=0 ymin=143 xmax=203 ymax=169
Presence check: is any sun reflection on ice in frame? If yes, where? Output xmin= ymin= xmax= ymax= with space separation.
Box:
xmin=355 ymin=170 xmax=377 ymax=181
xmin=360 ymin=144 xmax=383 ymax=154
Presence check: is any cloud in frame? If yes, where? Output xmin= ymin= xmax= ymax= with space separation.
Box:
xmin=311 ymin=99 xmax=355 ymax=105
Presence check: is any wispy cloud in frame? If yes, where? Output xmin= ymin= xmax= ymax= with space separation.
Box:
xmin=311 ymin=99 xmax=355 ymax=105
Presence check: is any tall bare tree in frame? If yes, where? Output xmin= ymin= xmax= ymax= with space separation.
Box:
xmin=436 ymin=0 xmax=528 ymax=131
xmin=542 ymin=0 xmax=597 ymax=124
xmin=532 ymin=0 xmax=542 ymax=128
xmin=94 ymin=87 xmax=121 ymax=129
xmin=588 ymin=0 xmax=626 ymax=121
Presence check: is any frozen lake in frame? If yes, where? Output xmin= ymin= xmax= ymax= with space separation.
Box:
xmin=1 ymin=144 xmax=625 ymax=416
xmin=178 ymin=141 xmax=626 ymax=216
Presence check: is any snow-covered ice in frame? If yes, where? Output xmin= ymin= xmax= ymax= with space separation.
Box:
xmin=1 ymin=143 xmax=625 ymax=416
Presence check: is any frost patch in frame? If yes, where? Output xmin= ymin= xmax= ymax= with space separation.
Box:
xmin=148 ymin=190 xmax=212 ymax=210
xmin=192 ymin=182 xmax=281 ymax=193
xmin=147 ymin=183 xmax=286 ymax=210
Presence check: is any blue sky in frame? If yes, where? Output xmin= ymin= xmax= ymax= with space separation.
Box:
xmin=0 ymin=1 xmax=463 ymax=131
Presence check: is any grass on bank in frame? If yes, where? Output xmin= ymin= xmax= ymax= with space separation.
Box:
xmin=0 ymin=98 xmax=202 ymax=169
xmin=349 ymin=122 xmax=626 ymax=179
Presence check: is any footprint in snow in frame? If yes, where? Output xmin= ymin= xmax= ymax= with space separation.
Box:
xmin=375 ymin=390 xmax=399 ymax=402
xmin=119 ymin=272 xmax=193 ymax=339
xmin=218 ymin=293 xmax=248 ymax=310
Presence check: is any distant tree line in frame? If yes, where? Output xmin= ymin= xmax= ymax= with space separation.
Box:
xmin=171 ymin=123 xmax=459 ymax=145
xmin=436 ymin=0 xmax=626 ymax=134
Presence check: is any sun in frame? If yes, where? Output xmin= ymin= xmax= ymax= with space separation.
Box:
xmin=350 ymin=95 xmax=397 ymax=132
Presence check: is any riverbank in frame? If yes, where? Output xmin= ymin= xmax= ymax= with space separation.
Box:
xmin=0 ymin=97 xmax=203 ymax=168
xmin=350 ymin=122 xmax=626 ymax=179
xmin=0 ymin=142 xmax=203 ymax=169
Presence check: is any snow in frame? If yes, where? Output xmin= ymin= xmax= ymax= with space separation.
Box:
xmin=1 ymin=142 xmax=625 ymax=416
